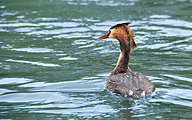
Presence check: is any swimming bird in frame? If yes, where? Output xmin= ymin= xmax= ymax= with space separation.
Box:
xmin=98 ymin=22 xmax=155 ymax=98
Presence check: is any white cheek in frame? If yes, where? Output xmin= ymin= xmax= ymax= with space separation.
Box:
xmin=108 ymin=34 xmax=113 ymax=38
xmin=108 ymin=29 xmax=114 ymax=38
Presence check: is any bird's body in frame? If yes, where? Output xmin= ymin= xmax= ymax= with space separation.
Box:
xmin=107 ymin=72 xmax=154 ymax=98
xmin=98 ymin=22 xmax=155 ymax=98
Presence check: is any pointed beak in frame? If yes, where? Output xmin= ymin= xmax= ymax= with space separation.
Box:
xmin=97 ymin=33 xmax=110 ymax=40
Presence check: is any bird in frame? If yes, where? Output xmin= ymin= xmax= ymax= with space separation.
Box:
xmin=97 ymin=22 xmax=155 ymax=98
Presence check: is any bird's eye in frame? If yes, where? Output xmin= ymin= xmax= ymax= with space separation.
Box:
xmin=108 ymin=30 xmax=111 ymax=34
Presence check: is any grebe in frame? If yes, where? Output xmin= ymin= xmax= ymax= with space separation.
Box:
xmin=98 ymin=22 xmax=155 ymax=98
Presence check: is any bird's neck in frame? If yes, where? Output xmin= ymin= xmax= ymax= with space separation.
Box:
xmin=111 ymin=36 xmax=131 ymax=76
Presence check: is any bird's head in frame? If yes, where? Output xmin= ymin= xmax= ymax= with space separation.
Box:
xmin=98 ymin=22 xmax=136 ymax=51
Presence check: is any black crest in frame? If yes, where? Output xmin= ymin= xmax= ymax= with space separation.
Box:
xmin=110 ymin=22 xmax=131 ymax=29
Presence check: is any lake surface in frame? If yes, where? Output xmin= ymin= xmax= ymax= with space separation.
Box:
xmin=0 ymin=0 xmax=192 ymax=119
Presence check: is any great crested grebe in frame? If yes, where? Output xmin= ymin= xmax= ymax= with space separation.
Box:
xmin=98 ymin=22 xmax=155 ymax=98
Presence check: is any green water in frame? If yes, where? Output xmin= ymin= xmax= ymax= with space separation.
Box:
xmin=0 ymin=0 xmax=192 ymax=119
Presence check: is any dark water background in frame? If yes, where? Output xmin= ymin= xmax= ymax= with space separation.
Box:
xmin=0 ymin=0 xmax=192 ymax=119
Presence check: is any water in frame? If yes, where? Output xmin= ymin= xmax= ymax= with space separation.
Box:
xmin=0 ymin=0 xmax=192 ymax=119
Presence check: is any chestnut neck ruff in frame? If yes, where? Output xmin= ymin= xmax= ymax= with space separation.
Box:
xmin=121 ymin=24 xmax=131 ymax=53
xmin=110 ymin=24 xmax=132 ymax=75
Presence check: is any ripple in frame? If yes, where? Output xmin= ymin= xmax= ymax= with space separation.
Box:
xmin=35 ymin=17 xmax=59 ymax=21
xmin=96 ymin=1 xmax=135 ymax=6
xmin=19 ymin=82 xmax=54 ymax=88
xmin=140 ymin=25 xmax=192 ymax=37
xmin=59 ymin=56 xmax=78 ymax=60
xmin=0 ymin=23 xmax=39 ymax=27
xmin=6 ymin=59 xmax=61 ymax=67
xmin=89 ymin=25 xmax=108 ymax=31
xmin=0 ymin=6 xmax=6 ymax=9
xmin=163 ymin=74 xmax=192 ymax=82
xmin=0 ymin=92 xmax=66 ymax=103
xmin=139 ymin=42 xmax=172 ymax=49
xmin=21 ymin=100 xmax=104 ymax=109
xmin=78 ymin=43 xmax=96 ymax=48
xmin=150 ymin=15 xmax=171 ymax=19
xmin=0 ymin=62 xmax=11 ymax=70
xmin=16 ymin=15 xmax=25 ymax=19
xmin=150 ymin=19 xmax=192 ymax=29
xmin=0 ymin=78 xmax=33 ymax=85
xmin=55 ymin=54 xmax=67 ymax=56
xmin=38 ymin=22 xmax=81 ymax=27
xmin=30 ymin=104 xmax=117 ymax=117
xmin=184 ymin=45 xmax=192 ymax=51
xmin=20 ymin=79 xmax=105 ymax=93
xmin=53 ymin=32 xmax=92 ymax=38
xmin=0 ymin=22 xmax=82 ymax=29
xmin=86 ymin=18 xmax=100 ymax=22
xmin=0 ymin=28 xmax=7 ymax=32
xmin=147 ymin=76 xmax=164 ymax=80
xmin=150 ymin=88 xmax=192 ymax=107
xmin=93 ymin=46 xmax=104 ymax=51
xmin=27 ymin=27 xmax=90 ymax=35
xmin=72 ymin=39 xmax=88 ymax=45
xmin=165 ymin=44 xmax=192 ymax=52
xmin=0 ymin=88 xmax=14 ymax=95
xmin=14 ymin=27 xmax=38 ymax=32
xmin=1 ymin=12 xmax=18 ymax=16
xmin=11 ymin=48 xmax=54 ymax=53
